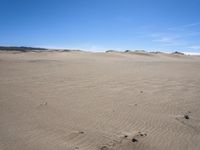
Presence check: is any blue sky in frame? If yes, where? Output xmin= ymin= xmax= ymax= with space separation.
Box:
xmin=0 ymin=0 xmax=200 ymax=52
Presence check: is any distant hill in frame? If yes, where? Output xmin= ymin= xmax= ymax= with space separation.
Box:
xmin=172 ymin=51 xmax=184 ymax=55
xmin=0 ymin=46 xmax=85 ymax=52
xmin=124 ymin=50 xmax=147 ymax=53
xmin=105 ymin=50 xmax=121 ymax=53
xmin=0 ymin=46 xmax=47 ymax=52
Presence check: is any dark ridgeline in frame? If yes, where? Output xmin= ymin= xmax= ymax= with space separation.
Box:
xmin=172 ymin=51 xmax=184 ymax=55
xmin=0 ymin=46 xmax=47 ymax=52
xmin=0 ymin=46 xmax=84 ymax=52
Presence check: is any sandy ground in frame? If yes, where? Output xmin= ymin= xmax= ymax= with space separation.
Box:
xmin=0 ymin=51 xmax=200 ymax=150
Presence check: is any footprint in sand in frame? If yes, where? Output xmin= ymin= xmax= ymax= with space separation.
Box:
xmin=67 ymin=131 xmax=84 ymax=150
xmin=64 ymin=130 xmax=85 ymax=142
xmin=36 ymin=101 xmax=48 ymax=109
xmin=99 ymin=131 xmax=147 ymax=150
xmin=100 ymin=146 xmax=109 ymax=150
xmin=176 ymin=112 xmax=200 ymax=132
xmin=39 ymin=101 xmax=48 ymax=107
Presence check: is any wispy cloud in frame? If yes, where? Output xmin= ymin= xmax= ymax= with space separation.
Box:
xmin=182 ymin=22 xmax=200 ymax=28
xmin=168 ymin=22 xmax=200 ymax=31
xmin=138 ymin=23 xmax=200 ymax=50
xmin=148 ymin=33 xmax=186 ymax=46
xmin=186 ymin=31 xmax=200 ymax=36
xmin=188 ymin=45 xmax=200 ymax=50
xmin=153 ymin=36 xmax=178 ymax=43
xmin=155 ymin=39 xmax=186 ymax=46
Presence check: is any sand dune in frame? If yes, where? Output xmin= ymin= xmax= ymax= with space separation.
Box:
xmin=0 ymin=51 xmax=200 ymax=150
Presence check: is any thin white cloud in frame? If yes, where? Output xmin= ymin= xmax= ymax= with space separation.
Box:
xmin=182 ymin=23 xmax=200 ymax=28
xmin=151 ymin=34 xmax=186 ymax=46
xmin=188 ymin=45 xmax=200 ymax=50
xmin=187 ymin=32 xmax=200 ymax=36
xmin=154 ymin=37 xmax=175 ymax=43
xmin=168 ymin=22 xmax=200 ymax=31
xmin=148 ymin=33 xmax=164 ymax=38
xmin=139 ymin=24 xmax=200 ymax=49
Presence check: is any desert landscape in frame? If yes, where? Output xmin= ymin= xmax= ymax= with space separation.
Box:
xmin=0 ymin=50 xmax=200 ymax=150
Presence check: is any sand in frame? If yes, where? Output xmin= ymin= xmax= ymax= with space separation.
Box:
xmin=0 ymin=51 xmax=200 ymax=150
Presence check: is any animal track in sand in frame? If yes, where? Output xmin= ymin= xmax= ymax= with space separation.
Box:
xmin=39 ymin=101 xmax=48 ymax=106
xmin=72 ymin=147 xmax=79 ymax=150
xmin=176 ymin=112 xmax=200 ymax=132
xmin=63 ymin=130 xmax=85 ymax=143
xmin=99 ymin=131 xmax=147 ymax=150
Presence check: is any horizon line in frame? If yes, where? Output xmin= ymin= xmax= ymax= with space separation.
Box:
xmin=0 ymin=45 xmax=200 ymax=55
